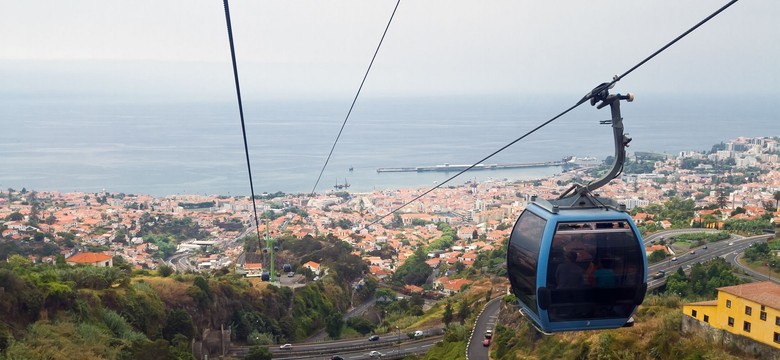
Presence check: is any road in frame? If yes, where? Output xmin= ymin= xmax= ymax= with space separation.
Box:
xmin=231 ymin=333 xmax=442 ymax=359
xmin=647 ymin=234 xmax=773 ymax=290
xmin=467 ymin=297 xmax=501 ymax=360
xmin=236 ymin=228 xmax=770 ymax=360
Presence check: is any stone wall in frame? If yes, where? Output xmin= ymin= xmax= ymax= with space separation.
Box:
xmin=682 ymin=315 xmax=779 ymax=360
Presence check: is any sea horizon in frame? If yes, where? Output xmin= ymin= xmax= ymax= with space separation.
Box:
xmin=1 ymin=94 xmax=777 ymax=197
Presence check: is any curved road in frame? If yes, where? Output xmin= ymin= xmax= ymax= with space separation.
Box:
xmin=467 ymin=297 xmax=501 ymax=360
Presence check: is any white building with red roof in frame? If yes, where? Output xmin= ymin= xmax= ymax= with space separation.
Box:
xmin=66 ymin=252 xmax=113 ymax=267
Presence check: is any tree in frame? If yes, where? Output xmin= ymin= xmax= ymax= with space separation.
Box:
xmin=247 ymin=331 xmax=274 ymax=346
xmin=775 ymin=191 xmax=780 ymax=210
xmin=347 ymin=316 xmax=376 ymax=335
xmin=6 ymin=212 xmax=23 ymax=221
xmin=442 ymin=301 xmax=453 ymax=327
xmin=162 ymin=309 xmax=195 ymax=341
xmin=157 ymin=264 xmax=174 ymax=277
xmin=393 ymin=248 xmax=432 ymax=286
xmin=647 ymin=250 xmax=667 ymax=263
xmin=457 ymin=300 xmax=471 ymax=324
xmin=391 ymin=214 xmax=403 ymax=229
xmin=44 ymin=214 xmax=57 ymax=225
xmin=325 ymin=312 xmax=344 ymax=339
xmin=244 ymin=346 xmax=272 ymax=360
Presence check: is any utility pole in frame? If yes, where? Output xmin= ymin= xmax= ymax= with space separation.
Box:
xmin=396 ymin=326 xmax=400 ymax=356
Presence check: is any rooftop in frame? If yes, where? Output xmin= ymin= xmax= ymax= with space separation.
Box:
xmin=718 ymin=281 xmax=780 ymax=310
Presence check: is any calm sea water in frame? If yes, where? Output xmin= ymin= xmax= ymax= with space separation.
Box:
xmin=0 ymin=94 xmax=777 ymax=196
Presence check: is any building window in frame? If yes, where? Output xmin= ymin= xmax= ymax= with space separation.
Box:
xmin=703 ymin=315 xmax=709 ymax=323
xmin=745 ymin=306 xmax=752 ymax=316
xmin=691 ymin=309 xmax=697 ymax=318
xmin=728 ymin=317 xmax=734 ymax=327
xmin=775 ymin=332 xmax=780 ymax=344
xmin=726 ymin=300 xmax=731 ymax=308
xmin=776 ymin=316 xmax=780 ymax=326
xmin=760 ymin=311 xmax=767 ymax=321
xmin=743 ymin=321 xmax=751 ymax=332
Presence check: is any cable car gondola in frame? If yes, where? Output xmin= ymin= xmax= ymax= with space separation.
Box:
xmin=507 ymin=87 xmax=647 ymax=333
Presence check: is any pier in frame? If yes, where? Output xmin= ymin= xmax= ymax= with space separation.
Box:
xmin=376 ymin=161 xmax=566 ymax=173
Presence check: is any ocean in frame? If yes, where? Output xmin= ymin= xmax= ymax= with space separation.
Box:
xmin=0 ymin=94 xmax=777 ymax=197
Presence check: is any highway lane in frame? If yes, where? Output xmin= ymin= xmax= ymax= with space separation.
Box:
xmin=273 ymin=337 xmax=442 ymax=360
xmin=647 ymin=234 xmax=773 ymax=290
xmin=231 ymin=335 xmax=442 ymax=359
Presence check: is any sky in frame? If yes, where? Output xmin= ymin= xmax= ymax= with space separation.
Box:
xmin=2 ymin=0 xmax=779 ymax=101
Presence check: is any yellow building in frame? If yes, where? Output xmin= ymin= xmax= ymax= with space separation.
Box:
xmin=683 ymin=281 xmax=780 ymax=349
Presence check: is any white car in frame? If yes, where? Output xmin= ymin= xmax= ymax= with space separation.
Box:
xmin=279 ymin=344 xmax=292 ymax=350
xmin=369 ymin=350 xmax=384 ymax=358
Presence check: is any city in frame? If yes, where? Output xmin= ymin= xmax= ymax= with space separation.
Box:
xmin=1 ymin=136 xmax=779 ymax=359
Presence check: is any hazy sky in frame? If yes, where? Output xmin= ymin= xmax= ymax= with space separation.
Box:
xmin=2 ymin=0 xmax=779 ymax=101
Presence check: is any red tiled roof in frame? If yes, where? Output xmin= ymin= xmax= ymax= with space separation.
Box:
xmin=67 ymin=252 xmax=112 ymax=264
xmin=718 ymin=281 xmax=780 ymax=310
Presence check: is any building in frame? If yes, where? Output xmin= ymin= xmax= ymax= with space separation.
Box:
xmin=303 ymin=261 xmax=321 ymax=275
xmin=683 ymin=282 xmax=780 ymax=350
xmin=243 ymin=262 xmax=263 ymax=277
xmin=433 ymin=276 xmax=473 ymax=295
xmin=66 ymin=252 xmax=113 ymax=267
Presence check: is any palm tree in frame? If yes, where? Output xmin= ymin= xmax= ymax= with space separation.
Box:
xmin=774 ymin=191 xmax=780 ymax=210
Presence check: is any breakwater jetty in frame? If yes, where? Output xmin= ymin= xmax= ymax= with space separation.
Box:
xmin=376 ymin=161 xmax=566 ymax=173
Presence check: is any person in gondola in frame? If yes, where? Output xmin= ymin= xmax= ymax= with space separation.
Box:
xmin=556 ymin=251 xmax=585 ymax=288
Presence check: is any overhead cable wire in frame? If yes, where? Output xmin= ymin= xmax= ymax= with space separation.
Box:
xmin=310 ymin=0 xmax=402 ymax=196
xmin=368 ymin=0 xmax=739 ymax=225
xmin=222 ymin=0 xmax=263 ymax=242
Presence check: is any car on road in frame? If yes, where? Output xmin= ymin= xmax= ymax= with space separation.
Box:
xmin=652 ymin=270 xmax=666 ymax=279
xmin=690 ymin=250 xmax=696 ymax=255
xmin=729 ymin=242 xmax=734 ymax=246
xmin=368 ymin=335 xmax=380 ymax=341
xmin=331 ymin=356 xmax=344 ymax=360
xmin=279 ymin=344 xmax=292 ymax=350
xmin=287 ymin=272 xmax=295 ymax=277
xmin=414 ymin=330 xmax=424 ymax=337
xmin=369 ymin=350 xmax=384 ymax=358
xmin=671 ymin=257 xmax=677 ymax=261
xmin=703 ymin=245 xmax=708 ymax=250
xmin=485 ymin=329 xmax=493 ymax=338
xmin=482 ymin=338 xmax=491 ymax=347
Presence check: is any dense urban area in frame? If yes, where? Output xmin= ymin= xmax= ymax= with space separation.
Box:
xmin=1 ymin=136 xmax=780 ymax=360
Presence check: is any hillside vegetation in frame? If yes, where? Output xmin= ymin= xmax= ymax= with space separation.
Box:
xmin=0 ymin=234 xmax=363 ymax=360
